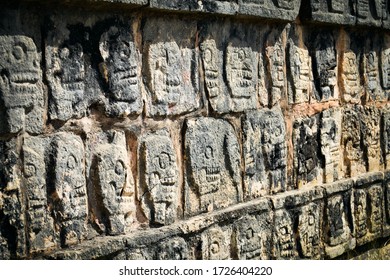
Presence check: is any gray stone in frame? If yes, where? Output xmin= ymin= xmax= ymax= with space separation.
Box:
xmin=298 ymin=203 xmax=322 ymax=259
xmin=50 ymin=133 xmax=87 ymax=247
xmin=293 ymin=114 xmax=321 ymax=188
xmin=361 ymin=106 xmax=382 ymax=172
xmin=300 ymin=0 xmax=355 ymax=25
xmin=287 ymin=40 xmax=313 ymax=104
xmin=311 ymin=31 xmax=338 ymax=101
xmin=138 ymin=129 xmax=179 ymax=226
xmin=156 ymin=237 xmax=189 ymax=260
xmin=383 ymin=109 xmax=390 ymax=169
xmin=341 ymin=106 xmax=366 ymax=177
xmin=320 ymin=108 xmax=342 ymax=183
xmin=92 ymin=130 xmax=135 ymax=235
xmin=238 ymin=0 xmax=301 ymax=21
xmin=340 ymin=50 xmax=362 ymax=104
xmin=23 ymin=136 xmax=56 ymax=253
xmin=0 ymin=35 xmax=44 ymax=134
xmin=99 ymin=26 xmax=142 ymax=117
xmin=380 ymin=45 xmax=390 ymax=96
xmin=201 ymin=225 xmax=231 ymax=260
xmin=143 ymin=18 xmax=199 ymax=117
xmin=265 ymin=29 xmax=286 ymax=106
xmin=46 ymin=43 xmax=87 ymax=121
xmin=233 ymin=212 xmax=273 ymax=260
xmin=273 ymin=209 xmax=298 ymax=259
xmin=242 ymin=107 xmax=287 ymax=198
xmin=184 ymin=118 xmax=242 ymax=216
xmin=356 ymin=0 xmax=384 ymax=28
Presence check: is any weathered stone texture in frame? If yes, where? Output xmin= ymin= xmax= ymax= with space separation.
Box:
xmin=184 ymin=118 xmax=242 ymax=216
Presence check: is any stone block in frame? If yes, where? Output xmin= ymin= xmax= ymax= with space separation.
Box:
xmin=242 ymin=107 xmax=287 ymax=198
xmin=356 ymin=0 xmax=385 ymax=28
xmin=320 ymin=108 xmax=342 ymax=183
xmin=340 ymin=50 xmax=363 ymax=104
xmin=384 ymin=171 xmax=390 ymax=237
xmin=143 ymin=17 xmax=200 ymax=117
xmin=322 ymin=179 xmax=356 ymax=259
xmin=293 ymin=114 xmax=322 ymax=188
xmin=184 ymin=118 xmax=242 ymax=216
xmin=361 ymin=106 xmax=382 ymax=172
xmin=201 ymin=225 xmax=232 ymax=260
xmin=156 ymin=237 xmax=189 ymax=260
xmin=238 ymin=0 xmax=301 ymax=21
xmin=0 ymin=35 xmax=44 ymax=134
xmin=138 ymin=129 xmax=179 ymax=226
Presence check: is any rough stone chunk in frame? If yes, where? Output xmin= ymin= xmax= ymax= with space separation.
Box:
xmin=23 ymin=136 xmax=56 ymax=253
xmin=156 ymin=237 xmax=189 ymax=260
xmin=242 ymin=107 xmax=287 ymax=198
xmin=99 ymin=26 xmax=142 ymax=117
xmin=340 ymin=51 xmax=363 ymax=104
xmin=143 ymin=18 xmax=199 ymax=117
xmin=138 ymin=129 xmax=179 ymax=226
xmin=310 ymin=31 xmax=338 ymax=101
xmin=46 ymin=43 xmax=86 ymax=121
xmin=293 ymin=114 xmax=321 ymax=188
xmin=320 ymin=108 xmax=342 ymax=183
xmin=341 ymin=106 xmax=366 ymax=177
xmin=323 ymin=180 xmax=356 ymax=258
xmin=201 ymin=225 xmax=231 ymax=260
xmin=287 ymin=41 xmax=312 ymax=104
xmin=300 ymin=0 xmax=355 ymax=25
xmin=233 ymin=210 xmax=273 ymax=260
xmin=0 ymin=35 xmax=44 ymax=134
xmin=50 ymin=133 xmax=87 ymax=247
xmin=89 ymin=130 xmax=135 ymax=235
xmin=184 ymin=118 xmax=242 ymax=216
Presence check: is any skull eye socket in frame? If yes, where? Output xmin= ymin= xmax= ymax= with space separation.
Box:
xmin=115 ymin=160 xmax=125 ymax=175
xmin=13 ymin=45 xmax=26 ymax=61
xmin=246 ymin=228 xmax=254 ymax=239
xmin=210 ymin=241 xmax=220 ymax=254
xmin=25 ymin=163 xmax=37 ymax=178
xmin=205 ymin=146 xmax=214 ymax=159
xmin=204 ymin=48 xmax=212 ymax=63
xmin=67 ymin=155 xmax=77 ymax=170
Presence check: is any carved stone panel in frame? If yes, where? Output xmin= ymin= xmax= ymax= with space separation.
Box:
xmin=265 ymin=34 xmax=286 ymax=106
xmin=23 ymin=136 xmax=56 ymax=253
xmin=298 ymin=203 xmax=321 ymax=259
xmin=383 ymin=110 xmax=390 ymax=169
xmin=301 ymin=0 xmax=355 ymax=26
xmin=341 ymin=51 xmax=362 ymax=104
xmin=324 ymin=181 xmax=355 ymax=258
xmin=385 ymin=174 xmax=390 ymax=236
xmin=46 ymin=43 xmax=86 ymax=121
xmin=200 ymin=39 xmax=222 ymax=100
xmin=156 ymin=237 xmax=189 ymax=260
xmin=354 ymin=189 xmax=368 ymax=241
xmin=320 ymin=108 xmax=342 ymax=183
xmin=92 ymin=130 xmax=135 ymax=235
xmin=238 ymin=0 xmax=301 ymax=20
xmin=363 ymin=49 xmax=385 ymax=101
xmin=380 ymin=47 xmax=390 ymax=94
xmin=139 ymin=129 xmax=178 ymax=226
xmin=293 ymin=114 xmax=321 ymax=188
xmin=50 ymin=133 xmax=87 ymax=247
xmin=361 ymin=106 xmax=381 ymax=172
xmin=233 ymin=211 xmax=273 ymax=260
xmin=143 ymin=18 xmax=199 ymax=117
xmin=273 ymin=209 xmax=298 ymax=259
xmin=367 ymin=184 xmax=383 ymax=236
xmin=341 ymin=106 xmax=366 ymax=177
xmin=356 ymin=0 xmax=384 ymax=27
xmin=184 ymin=118 xmax=242 ymax=216
xmin=99 ymin=26 xmax=142 ymax=117
xmin=201 ymin=225 xmax=231 ymax=260
xmin=0 ymin=35 xmax=44 ymax=134
xmin=287 ymin=42 xmax=312 ymax=104
xmin=311 ymin=32 xmax=338 ymax=101
xmin=242 ymin=107 xmax=287 ymax=198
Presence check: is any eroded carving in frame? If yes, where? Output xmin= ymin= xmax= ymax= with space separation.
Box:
xmin=157 ymin=237 xmax=189 ymax=260
xmin=298 ymin=203 xmax=321 ymax=259
xmin=354 ymin=189 xmax=368 ymax=239
xmin=243 ymin=107 xmax=287 ymax=198
xmin=185 ymin=118 xmax=242 ymax=216
xmin=361 ymin=106 xmax=381 ymax=171
xmin=341 ymin=51 xmax=362 ymax=103
xmin=139 ymin=130 xmax=178 ymax=225
xmin=364 ymin=50 xmax=384 ymax=101
xmin=274 ymin=209 xmax=297 ymax=259
xmin=293 ymin=115 xmax=321 ymax=187
xmin=201 ymin=226 xmax=230 ymax=260
xmin=99 ymin=26 xmax=142 ymax=117
xmin=380 ymin=48 xmax=390 ymax=92
xmin=200 ymin=39 xmax=221 ymax=99
xmin=0 ymin=35 xmax=44 ymax=134
xmin=288 ymin=43 xmax=312 ymax=104
xmin=50 ymin=133 xmax=87 ymax=246
xmin=321 ymin=108 xmax=341 ymax=183
xmin=368 ymin=185 xmax=383 ymax=235
xmin=266 ymin=39 xmax=285 ymax=106
xmin=46 ymin=43 xmax=86 ymax=121
xmin=95 ymin=130 xmax=135 ymax=235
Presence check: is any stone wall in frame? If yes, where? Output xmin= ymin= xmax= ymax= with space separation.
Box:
xmin=1 ymin=0 xmax=390 ymax=260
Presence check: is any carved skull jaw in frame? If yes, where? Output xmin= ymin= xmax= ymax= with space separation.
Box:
xmin=204 ymin=67 xmax=220 ymax=98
